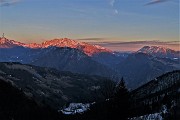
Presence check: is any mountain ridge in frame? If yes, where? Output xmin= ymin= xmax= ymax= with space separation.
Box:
xmin=0 ymin=37 xmax=179 ymax=88
xmin=137 ymin=46 xmax=179 ymax=59
xmin=0 ymin=37 xmax=111 ymax=56
xmin=1 ymin=37 xmax=179 ymax=57
xmin=116 ymin=52 xmax=179 ymax=88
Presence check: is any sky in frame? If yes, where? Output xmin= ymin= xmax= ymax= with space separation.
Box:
xmin=0 ymin=0 xmax=179 ymax=51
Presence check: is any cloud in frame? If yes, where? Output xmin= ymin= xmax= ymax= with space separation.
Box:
xmin=90 ymin=40 xmax=179 ymax=51
xmin=0 ymin=0 xmax=20 ymax=7
xmin=109 ymin=0 xmax=119 ymax=15
xmin=113 ymin=9 xmax=119 ymax=14
xmin=94 ymin=40 xmax=179 ymax=46
xmin=76 ymin=38 xmax=106 ymax=41
xmin=145 ymin=0 xmax=169 ymax=5
xmin=109 ymin=0 xmax=115 ymax=7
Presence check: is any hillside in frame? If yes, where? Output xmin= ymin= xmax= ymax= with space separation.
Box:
xmin=64 ymin=70 xmax=180 ymax=120
xmin=0 ymin=79 xmax=61 ymax=120
xmin=0 ymin=62 xmax=112 ymax=109
xmin=30 ymin=47 xmax=117 ymax=78
xmin=116 ymin=53 xmax=179 ymax=88
xmin=130 ymin=70 xmax=180 ymax=118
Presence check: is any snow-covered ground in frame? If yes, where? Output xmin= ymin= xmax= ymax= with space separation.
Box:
xmin=60 ymin=103 xmax=90 ymax=115
xmin=129 ymin=113 xmax=163 ymax=120
xmin=129 ymin=105 xmax=170 ymax=120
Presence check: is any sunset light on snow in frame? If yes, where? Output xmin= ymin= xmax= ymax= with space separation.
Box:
xmin=0 ymin=0 xmax=179 ymax=51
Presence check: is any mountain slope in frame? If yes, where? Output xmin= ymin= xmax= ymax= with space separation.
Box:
xmin=0 ymin=37 xmax=25 ymax=48
xmin=0 ymin=79 xmax=61 ymax=120
xmin=130 ymin=70 xmax=180 ymax=118
xmin=1 ymin=37 xmax=179 ymax=89
xmin=91 ymin=52 xmax=129 ymax=69
xmin=0 ymin=62 xmax=112 ymax=109
xmin=132 ymin=70 xmax=180 ymax=98
xmin=0 ymin=46 xmax=118 ymax=78
xmin=31 ymin=47 xmax=117 ymax=78
xmin=137 ymin=46 xmax=180 ymax=59
xmin=39 ymin=38 xmax=111 ymax=56
xmin=116 ymin=53 xmax=179 ymax=88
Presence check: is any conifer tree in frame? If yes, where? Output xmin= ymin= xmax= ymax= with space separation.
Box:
xmin=110 ymin=77 xmax=130 ymax=120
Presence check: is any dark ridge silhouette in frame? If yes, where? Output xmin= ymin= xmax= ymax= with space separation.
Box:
xmin=0 ymin=79 xmax=61 ymax=120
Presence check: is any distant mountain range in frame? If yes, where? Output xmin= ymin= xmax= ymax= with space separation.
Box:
xmin=0 ymin=37 xmax=179 ymax=88
xmin=0 ymin=37 xmax=111 ymax=56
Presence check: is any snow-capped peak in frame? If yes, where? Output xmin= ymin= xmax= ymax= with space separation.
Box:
xmin=41 ymin=38 xmax=80 ymax=48
xmin=0 ymin=37 xmax=111 ymax=56
xmin=0 ymin=37 xmax=25 ymax=48
xmin=138 ymin=46 xmax=175 ymax=54
xmin=25 ymin=38 xmax=112 ymax=56
xmin=0 ymin=37 xmax=8 ymax=44
xmin=137 ymin=46 xmax=179 ymax=59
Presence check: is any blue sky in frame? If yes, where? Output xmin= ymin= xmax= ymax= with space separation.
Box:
xmin=0 ymin=0 xmax=179 ymax=51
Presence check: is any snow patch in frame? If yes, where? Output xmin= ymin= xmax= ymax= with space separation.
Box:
xmin=60 ymin=103 xmax=90 ymax=115
xmin=129 ymin=113 xmax=163 ymax=120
